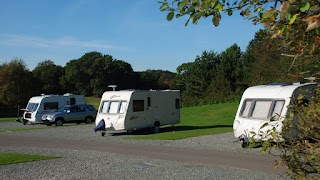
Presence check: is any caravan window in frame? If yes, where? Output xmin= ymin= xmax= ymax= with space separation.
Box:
xmin=133 ymin=100 xmax=144 ymax=112
xmin=109 ymin=101 xmax=120 ymax=114
xmin=271 ymin=100 xmax=285 ymax=117
xmin=240 ymin=99 xmax=285 ymax=120
xmin=241 ymin=100 xmax=253 ymax=117
xmin=251 ymin=101 xmax=273 ymax=119
xmin=100 ymin=101 xmax=127 ymax=114
xmin=26 ymin=103 xmax=39 ymax=112
xmin=100 ymin=101 xmax=109 ymax=114
xmin=44 ymin=102 xmax=59 ymax=110
xmin=119 ymin=101 xmax=127 ymax=113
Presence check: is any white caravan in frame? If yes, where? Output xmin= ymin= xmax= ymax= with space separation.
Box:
xmin=233 ymin=82 xmax=317 ymax=147
xmin=95 ymin=90 xmax=180 ymax=135
xmin=22 ymin=93 xmax=85 ymax=124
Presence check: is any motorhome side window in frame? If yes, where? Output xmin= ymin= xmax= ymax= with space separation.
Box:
xmin=133 ymin=100 xmax=144 ymax=112
xmin=44 ymin=102 xmax=59 ymax=110
xmin=240 ymin=99 xmax=285 ymax=119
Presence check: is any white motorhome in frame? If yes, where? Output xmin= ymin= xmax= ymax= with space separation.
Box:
xmin=94 ymin=89 xmax=180 ymax=135
xmin=233 ymin=82 xmax=317 ymax=147
xmin=22 ymin=93 xmax=85 ymax=124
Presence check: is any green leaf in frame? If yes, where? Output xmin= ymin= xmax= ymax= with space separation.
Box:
xmin=185 ymin=17 xmax=191 ymax=26
xmin=288 ymin=14 xmax=298 ymax=25
xmin=262 ymin=9 xmax=277 ymax=21
xmin=178 ymin=0 xmax=188 ymax=11
xmin=212 ymin=16 xmax=220 ymax=26
xmin=167 ymin=11 xmax=175 ymax=21
xmin=214 ymin=2 xmax=223 ymax=12
xmin=300 ymin=2 xmax=310 ymax=12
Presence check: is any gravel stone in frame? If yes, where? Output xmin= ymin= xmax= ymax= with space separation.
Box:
xmin=0 ymin=122 xmax=287 ymax=180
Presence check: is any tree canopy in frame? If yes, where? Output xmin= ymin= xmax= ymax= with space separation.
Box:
xmin=159 ymin=0 xmax=320 ymax=178
xmin=160 ymin=0 xmax=320 ymax=78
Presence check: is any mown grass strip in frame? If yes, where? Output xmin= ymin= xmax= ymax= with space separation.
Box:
xmin=85 ymin=96 xmax=101 ymax=109
xmin=0 ymin=152 xmax=61 ymax=165
xmin=127 ymin=102 xmax=239 ymax=140
xmin=0 ymin=127 xmax=52 ymax=133
xmin=0 ymin=117 xmax=18 ymax=122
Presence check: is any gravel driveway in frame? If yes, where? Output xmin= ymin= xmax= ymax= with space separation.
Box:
xmin=0 ymin=122 xmax=287 ymax=180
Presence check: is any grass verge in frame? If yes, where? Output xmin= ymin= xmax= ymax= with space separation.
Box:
xmin=85 ymin=96 xmax=101 ymax=109
xmin=0 ymin=152 xmax=61 ymax=165
xmin=127 ymin=102 xmax=239 ymax=140
xmin=0 ymin=117 xmax=18 ymax=122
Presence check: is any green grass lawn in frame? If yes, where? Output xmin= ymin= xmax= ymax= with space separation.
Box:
xmin=0 ymin=152 xmax=61 ymax=165
xmin=128 ymin=102 xmax=239 ymax=140
xmin=2 ymin=96 xmax=239 ymax=140
xmin=85 ymin=96 xmax=101 ymax=109
xmin=0 ymin=117 xmax=18 ymax=122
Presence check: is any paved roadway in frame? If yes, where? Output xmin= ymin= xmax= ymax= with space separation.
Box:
xmin=0 ymin=134 xmax=284 ymax=175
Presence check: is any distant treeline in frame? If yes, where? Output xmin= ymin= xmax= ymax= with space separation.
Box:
xmin=0 ymin=30 xmax=315 ymax=116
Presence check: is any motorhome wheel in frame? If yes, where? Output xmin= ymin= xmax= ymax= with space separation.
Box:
xmin=55 ymin=119 xmax=64 ymax=126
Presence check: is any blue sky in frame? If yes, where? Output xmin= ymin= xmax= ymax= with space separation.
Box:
xmin=0 ymin=0 xmax=261 ymax=72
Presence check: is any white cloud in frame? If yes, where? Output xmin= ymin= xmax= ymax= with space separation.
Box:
xmin=0 ymin=33 xmax=129 ymax=50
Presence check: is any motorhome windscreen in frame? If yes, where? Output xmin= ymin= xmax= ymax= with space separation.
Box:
xmin=240 ymin=99 xmax=285 ymax=119
xmin=26 ymin=103 xmax=39 ymax=112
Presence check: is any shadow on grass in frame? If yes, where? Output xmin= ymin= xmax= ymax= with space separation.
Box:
xmin=110 ymin=125 xmax=232 ymax=136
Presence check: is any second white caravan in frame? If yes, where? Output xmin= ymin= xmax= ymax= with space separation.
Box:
xmin=233 ymin=82 xmax=317 ymax=147
xmin=22 ymin=93 xmax=85 ymax=124
xmin=94 ymin=89 xmax=180 ymax=135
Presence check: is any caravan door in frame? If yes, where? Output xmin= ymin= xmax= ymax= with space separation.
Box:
xmin=146 ymin=96 xmax=153 ymax=126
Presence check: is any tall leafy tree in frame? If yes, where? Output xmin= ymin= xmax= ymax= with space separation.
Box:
xmin=0 ymin=59 xmax=34 ymax=116
xmin=138 ymin=69 xmax=176 ymax=90
xmin=64 ymin=51 xmax=105 ymax=96
xmin=32 ymin=60 xmax=65 ymax=94
xmin=159 ymin=0 xmax=320 ymax=178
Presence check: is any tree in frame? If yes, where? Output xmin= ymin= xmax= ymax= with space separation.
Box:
xmin=0 ymin=59 xmax=34 ymax=117
xmin=138 ymin=69 xmax=176 ymax=90
xmin=159 ymin=0 xmax=320 ymax=178
xmin=160 ymin=0 xmax=320 ymax=63
xmin=33 ymin=60 xmax=65 ymax=95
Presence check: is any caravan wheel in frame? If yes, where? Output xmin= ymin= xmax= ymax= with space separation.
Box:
xmin=154 ymin=121 xmax=160 ymax=133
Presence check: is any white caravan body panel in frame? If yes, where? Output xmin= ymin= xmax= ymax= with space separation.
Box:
xmin=233 ymin=82 xmax=317 ymax=141
xmin=95 ymin=90 xmax=181 ymax=131
xmin=23 ymin=94 xmax=85 ymax=123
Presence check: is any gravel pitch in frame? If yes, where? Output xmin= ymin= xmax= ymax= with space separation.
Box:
xmin=0 ymin=122 xmax=287 ymax=180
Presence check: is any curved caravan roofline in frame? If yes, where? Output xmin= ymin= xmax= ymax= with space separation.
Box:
xmin=242 ymin=82 xmax=317 ymax=99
